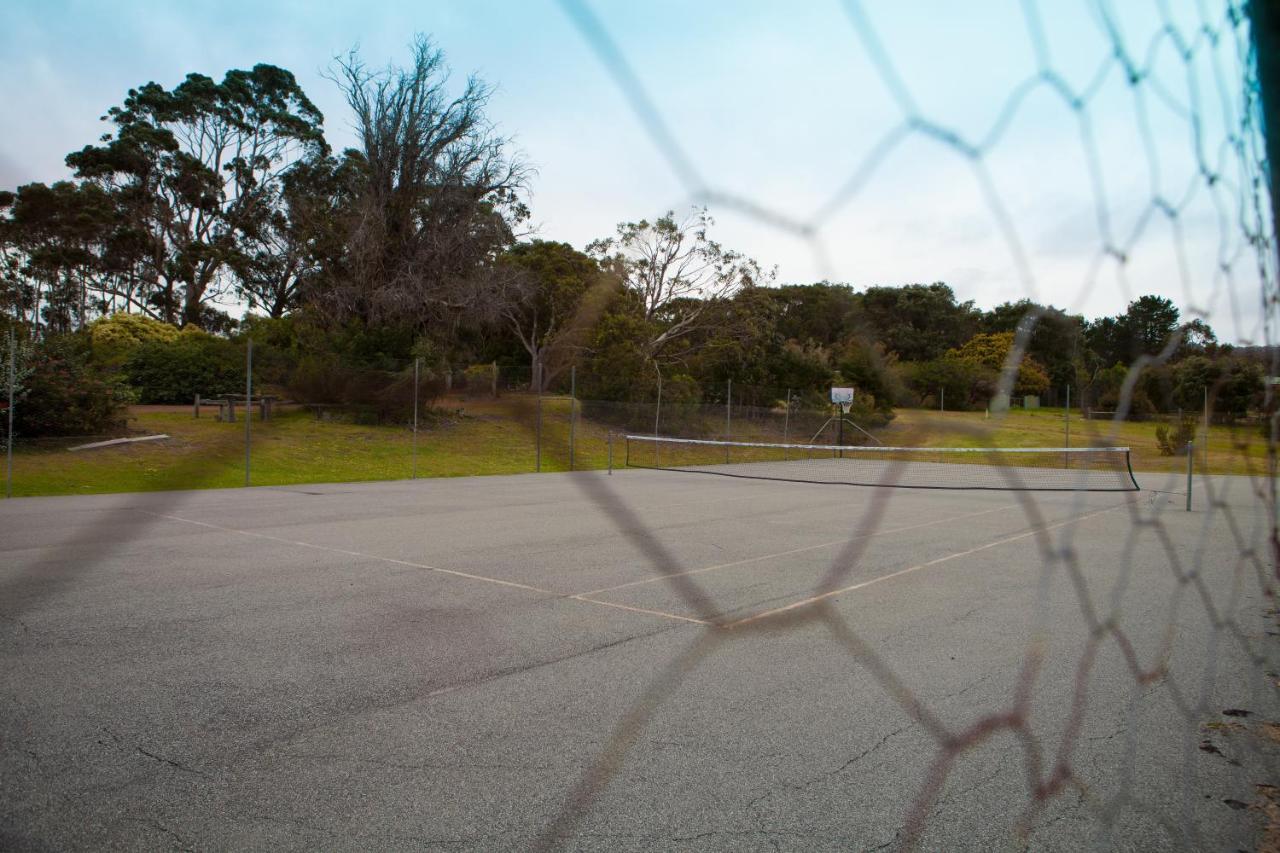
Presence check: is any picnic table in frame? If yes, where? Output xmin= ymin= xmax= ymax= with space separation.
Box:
xmin=193 ymin=394 xmax=278 ymax=422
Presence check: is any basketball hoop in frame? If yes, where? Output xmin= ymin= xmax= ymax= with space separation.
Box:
xmin=830 ymin=386 xmax=854 ymax=414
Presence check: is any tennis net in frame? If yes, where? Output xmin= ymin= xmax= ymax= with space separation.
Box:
xmin=623 ymin=435 xmax=1140 ymax=492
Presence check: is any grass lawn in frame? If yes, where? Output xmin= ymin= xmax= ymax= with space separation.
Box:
xmin=3 ymin=397 xmax=1268 ymax=497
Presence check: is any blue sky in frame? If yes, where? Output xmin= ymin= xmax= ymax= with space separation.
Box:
xmin=0 ymin=1 xmax=1267 ymax=342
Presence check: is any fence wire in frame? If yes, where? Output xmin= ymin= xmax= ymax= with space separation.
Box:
xmin=524 ymin=1 xmax=1280 ymax=850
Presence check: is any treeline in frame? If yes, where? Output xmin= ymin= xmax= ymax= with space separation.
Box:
xmin=0 ymin=37 xmax=1267 ymax=435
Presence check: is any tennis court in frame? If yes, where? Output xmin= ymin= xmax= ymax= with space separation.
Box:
xmin=1 ymin=463 xmax=1275 ymax=850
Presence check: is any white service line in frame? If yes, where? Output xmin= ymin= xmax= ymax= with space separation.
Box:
xmin=570 ymin=501 xmax=1021 ymax=597
xmin=567 ymin=595 xmax=710 ymax=625
xmin=726 ymin=498 xmax=1137 ymax=628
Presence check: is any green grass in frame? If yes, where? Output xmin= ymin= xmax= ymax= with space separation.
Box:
xmin=3 ymin=396 xmax=616 ymax=497
xmin=3 ymin=397 xmax=1268 ymax=497
xmin=881 ymin=406 xmax=1268 ymax=477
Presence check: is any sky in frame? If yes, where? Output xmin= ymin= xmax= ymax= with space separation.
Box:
xmin=0 ymin=0 xmax=1270 ymax=343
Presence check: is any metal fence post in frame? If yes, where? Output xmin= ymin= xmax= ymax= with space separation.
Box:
xmin=1204 ymin=385 xmax=1210 ymax=474
xmin=1186 ymin=440 xmax=1193 ymax=512
xmin=940 ymin=386 xmax=945 ymax=412
xmin=1064 ymin=385 xmax=1071 ymax=468
xmin=535 ymin=359 xmax=542 ymax=473
xmin=6 ymin=331 xmax=14 ymax=499
xmin=782 ymin=388 xmax=791 ymax=459
xmin=607 ymin=431 xmax=614 ymax=475
xmin=244 ymin=337 xmax=253 ymax=487
xmin=652 ymin=373 xmax=662 ymax=437
xmin=569 ymin=365 xmax=576 ymax=471
xmin=412 ymin=357 xmax=420 ymax=479
xmin=725 ymin=379 xmax=732 ymax=464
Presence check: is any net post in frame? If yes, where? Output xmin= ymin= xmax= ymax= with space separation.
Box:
xmin=244 ymin=337 xmax=252 ymax=488
xmin=412 ymin=357 xmax=420 ymax=480
xmin=5 ymin=330 xmax=14 ymax=499
xmin=1186 ymin=441 xmax=1193 ymax=511
xmin=194 ymin=394 xmax=200 ymax=419
xmin=535 ymin=360 xmax=542 ymax=474
xmin=940 ymin=386 xmax=945 ymax=412
xmin=607 ymin=431 xmax=614 ymax=475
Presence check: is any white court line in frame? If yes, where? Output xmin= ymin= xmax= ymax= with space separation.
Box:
xmin=134 ymin=510 xmax=556 ymax=595
xmin=726 ymin=498 xmax=1137 ymax=628
xmin=136 ymin=509 xmax=707 ymax=626
xmin=568 ymin=595 xmax=710 ymax=625
xmin=570 ymin=502 xmax=1021 ymax=597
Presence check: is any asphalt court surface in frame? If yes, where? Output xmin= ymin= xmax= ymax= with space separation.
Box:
xmin=2 ymin=467 xmax=1278 ymax=850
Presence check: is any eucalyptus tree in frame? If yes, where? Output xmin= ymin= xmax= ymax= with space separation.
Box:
xmin=66 ymin=64 xmax=327 ymax=326
xmin=587 ymin=208 xmax=767 ymax=365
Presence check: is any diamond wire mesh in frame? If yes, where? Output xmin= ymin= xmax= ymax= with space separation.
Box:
xmin=517 ymin=1 xmax=1280 ymax=849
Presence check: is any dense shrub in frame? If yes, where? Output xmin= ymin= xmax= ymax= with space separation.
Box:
xmin=900 ymin=357 xmax=989 ymax=410
xmin=1155 ymin=418 xmax=1196 ymax=456
xmin=125 ymin=330 xmax=244 ymax=404
xmin=13 ymin=336 xmax=133 ymax=436
xmin=287 ymin=355 xmax=440 ymax=423
xmin=88 ymin=313 xmax=180 ymax=368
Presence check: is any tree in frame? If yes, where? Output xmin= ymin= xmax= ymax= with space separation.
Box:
xmin=981 ymin=299 xmax=1084 ymax=389
xmin=587 ymin=208 xmax=767 ymax=363
xmin=493 ymin=240 xmax=603 ymax=389
xmin=317 ymin=36 xmax=529 ymax=333
xmin=769 ymin=282 xmax=859 ymax=346
xmin=949 ymin=331 xmax=1050 ymax=397
xmin=1124 ymin=295 xmax=1180 ymax=356
xmin=67 ymin=64 xmax=327 ymax=326
xmin=231 ymin=155 xmax=348 ymax=317
xmin=853 ymin=283 xmax=979 ymax=362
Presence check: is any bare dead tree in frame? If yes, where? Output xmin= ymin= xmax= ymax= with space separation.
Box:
xmin=319 ymin=36 xmax=531 ymax=332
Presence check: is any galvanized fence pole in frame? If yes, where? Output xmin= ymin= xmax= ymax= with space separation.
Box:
xmin=1186 ymin=440 xmax=1193 ymax=512
xmin=569 ymin=365 xmax=576 ymax=472
xmin=725 ymin=379 xmax=732 ymax=463
xmin=5 ymin=331 xmax=14 ymax=499
xmin=782 ymin=388 xmax=791 ymax=460
xmin=1064 ymin=385 xmax=1071 ymax=468
xmin=1204 ymin=385 xmax=1210 ymax=474
xmin=607 ymin=431 xmax=614 ymax=475
xmin=412 ymin=357 xmax=420 ymax=479
xmin=244 ymin=338 xmax=253 ymax=487
xmin=653 ymin=374 xmax=662 ymax=437
xmin=535 ymin=360 xmax=542 ymax=473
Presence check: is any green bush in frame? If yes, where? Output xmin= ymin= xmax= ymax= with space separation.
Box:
xmin=13 ymin=336 xmax=133 ymax=437
xmin=125 ymin=330 xmax=244 ymax=404
xmin=88 ymin=313 xmax=180 ymax=369
xmin=1155 ymin=418 xmax=1196 ymax=456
